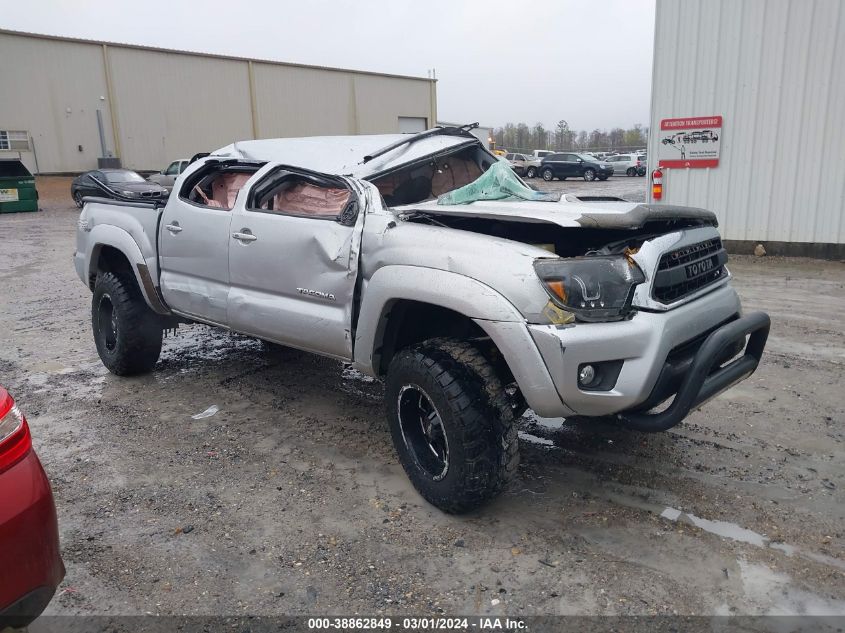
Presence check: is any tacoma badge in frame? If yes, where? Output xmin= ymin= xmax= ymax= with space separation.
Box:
xmin=296 ymin=287 xmax=336 ymax=301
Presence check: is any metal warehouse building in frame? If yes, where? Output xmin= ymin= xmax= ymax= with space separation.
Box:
xmin=647 ymin=0 xmax=845 ymax=256
xmin=0 ymin=29 xmax=437 ymax=174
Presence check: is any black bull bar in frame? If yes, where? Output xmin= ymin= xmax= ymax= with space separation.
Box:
xmin=616 ymin=311 xmax=771 ymax=432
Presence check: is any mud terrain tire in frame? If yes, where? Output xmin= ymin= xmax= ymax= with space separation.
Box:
xmin=385 ymin=338 xmax=519 ymax=513
xmin=92 ymin=272 xmax=163 ymax=376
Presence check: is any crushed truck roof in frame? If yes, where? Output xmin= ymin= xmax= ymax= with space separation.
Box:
xmin=212 ymin=133 xmax=476 ymax=179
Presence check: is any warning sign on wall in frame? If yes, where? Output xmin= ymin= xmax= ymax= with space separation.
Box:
xmin=658 ymin=115 xmax=722 ymax=168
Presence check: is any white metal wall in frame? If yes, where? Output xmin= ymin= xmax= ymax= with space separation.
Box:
xmin=648 ymin=0 xmax=845 ymax=245
xmin=0 ymin=30 xmax=436 ymax=173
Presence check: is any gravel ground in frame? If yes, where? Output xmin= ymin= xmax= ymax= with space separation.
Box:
xmin=1 ymin=177 xmax=843 ymax=619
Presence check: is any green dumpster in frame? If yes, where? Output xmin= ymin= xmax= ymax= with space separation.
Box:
xmin=0 ymin=159 xmax=38 ymax=213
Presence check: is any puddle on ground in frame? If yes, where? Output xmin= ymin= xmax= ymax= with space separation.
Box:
xmin=21 ymin=358 xmax=110 ymax=399
xmin=518 ymin=430 xmax=555 ymax=447
xmin=659 ymin=505 xmax=845 ymax=572
xmin=716 ymin=558 xmax=845 ymax=616
xmin=338 ymin=364 xmax=381 ymax=402
xmin=160 ymin=327 xmax=263 ymax=370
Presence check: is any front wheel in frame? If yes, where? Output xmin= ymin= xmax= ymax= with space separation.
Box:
xmin=73 ymin=190 xmax=84 ymax=208
xmin=526 ymin=166 xmax=537 ymax=179
xmin=541 ymin=168 xmax=554 ymax=181
xmin=583 ymin=168 xmax=596 ymax=181
xmin=92 ymin=272 xmax=163 ymax=376
xmin=385 ymin=339 xmax=519 ymax=514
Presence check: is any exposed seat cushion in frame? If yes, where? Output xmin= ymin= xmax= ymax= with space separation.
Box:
xmin=269 ymin=182 xmax=350 ymax=217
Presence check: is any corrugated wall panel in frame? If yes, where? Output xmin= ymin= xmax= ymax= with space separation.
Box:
xmin=0 ymin=30 xmax=436 ymax=172
xmin=352 ymin=74 xmax=433 ymax=134
xmin=649 ymin=0 xmax=845 ymax=245
xmin=107 ymin=47 xmax=253 ymax=170
xmin=254 ymin=64 xmax=361 ymax=138
xmin=0 ymin=33 xmax=115 ymax=173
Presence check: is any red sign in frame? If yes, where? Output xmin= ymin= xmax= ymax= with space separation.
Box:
xmin=658 ymin=115 xmax=722 ymax=168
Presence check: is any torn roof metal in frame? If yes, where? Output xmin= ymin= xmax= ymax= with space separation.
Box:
xmin=213 ymin=134 xmax=476 ymax=178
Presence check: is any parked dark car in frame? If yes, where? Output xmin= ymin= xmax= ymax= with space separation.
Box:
xmin=71 ymin=169 xmax=167 ymax=208
xmin=539 ymin=153 xmax=613 ymax=182
xmin=0 ymin=386 xmax=64 ymax=628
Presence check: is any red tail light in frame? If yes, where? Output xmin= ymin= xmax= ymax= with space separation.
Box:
xmin=0 ymin=388 xmax=32 ymax=473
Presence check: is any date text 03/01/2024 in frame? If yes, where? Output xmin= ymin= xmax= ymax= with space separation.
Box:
xmin=307 ymin=616 xmax=527 ymax=630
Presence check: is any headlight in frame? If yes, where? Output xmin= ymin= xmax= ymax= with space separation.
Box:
xmin=533 ymin=256 xmax=645 ymax=322
xmin=121 ymin=190 xmax=134 ymax=196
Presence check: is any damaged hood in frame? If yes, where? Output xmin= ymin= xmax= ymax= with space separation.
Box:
xmin=393 ymin=197 xmax=718 ymax=230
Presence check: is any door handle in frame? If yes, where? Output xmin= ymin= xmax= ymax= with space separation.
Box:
xmin=165 ymin=223 xmax=182 ymax=233
xmin=232 ymin=231 xmax=257 ymax=243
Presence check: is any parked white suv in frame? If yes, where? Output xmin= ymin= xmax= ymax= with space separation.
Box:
xmin=605 ymin=154 xmax=646 ymax=177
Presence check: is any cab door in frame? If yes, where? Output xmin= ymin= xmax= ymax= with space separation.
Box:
xmin=158 ymin=160 xmax=261 ymax=325
xmin=227 ymin=166 xmax=365 ymax=360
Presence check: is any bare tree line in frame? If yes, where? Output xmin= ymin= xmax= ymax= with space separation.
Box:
xmin=493 ymin=120 xmax=649 ymax=152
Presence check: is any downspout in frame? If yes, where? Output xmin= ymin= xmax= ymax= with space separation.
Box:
xmin=348 ymin=76 xmax=359 ymax=135
xmin=248 ymin=61 xmax=260 ymax=139
xmin=429 ymin=71 xmax=438 ymax=128
xmin=101 ymin=44 xmax=122 ymax=161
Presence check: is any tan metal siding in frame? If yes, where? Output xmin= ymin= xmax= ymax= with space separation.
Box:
xmin=649 ymin=0 xmax=845 ymax=244
xmin=0 ymin=33 xmax=115 ymax=173
xmin=352 ymin=74 xmax=433 ymax=134
xmin=253 ymin=64 xmax=360 ymax=138
xmin=0 ymin=29 xmax=436 ymax=173
xmin=107 ymin=47 xmax=253 ymax=170
xmin=253 ymin=64 xmax=433 ymax=138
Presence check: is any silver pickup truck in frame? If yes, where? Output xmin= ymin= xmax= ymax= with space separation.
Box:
xmin=74 ymin=125 xmax=769 ymax=513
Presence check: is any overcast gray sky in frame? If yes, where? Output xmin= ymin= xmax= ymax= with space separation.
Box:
xmin=2 ymin=0 xmax=655 ymax=131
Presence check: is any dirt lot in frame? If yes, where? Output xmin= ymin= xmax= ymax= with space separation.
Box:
xmin=1 ymin=176 xmax=843 ymax=619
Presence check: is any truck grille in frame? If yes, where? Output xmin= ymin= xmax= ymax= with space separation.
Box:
xmin=652 ymin=238 xmax=728 ymax=304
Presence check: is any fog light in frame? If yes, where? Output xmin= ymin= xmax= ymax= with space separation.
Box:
xmin=578 ymin=364 xmax=596 ymax=386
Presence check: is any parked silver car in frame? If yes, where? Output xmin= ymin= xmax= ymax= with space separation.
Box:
xmin=505 ymin=152 xmax=541 ymax=178
xmin=147 ymin=159 xmax=190 ymax=190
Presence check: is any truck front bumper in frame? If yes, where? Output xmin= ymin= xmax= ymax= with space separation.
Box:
xmin=506 ymin=285 xmax=768 ymax=426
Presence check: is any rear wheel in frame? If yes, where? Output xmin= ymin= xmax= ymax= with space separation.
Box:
xmin=526 ymin=166 xmax=537 ymax=179
xmin=73 ymin=190 xmax=84 ymax=208
xmin=541 ymin=168 xmax=554 ymax=181
xmin=626 ymin=167 xmax=637 ymax=177
xmin=385 ymin=338 xmax=519 ymax=514
xmin=92 ymin=272 xmax=163 ymax=376
xmin=583 ymin=168 xmax=596 ymax=181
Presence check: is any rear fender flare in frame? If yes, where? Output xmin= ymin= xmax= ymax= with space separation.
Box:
xmin=86 ymin=224 xmax=169 ymax=315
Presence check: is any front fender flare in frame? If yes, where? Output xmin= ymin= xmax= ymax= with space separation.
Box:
xmin=86 ymin=224 xmax=169 ymax=315
xmin=352 ymin=266 xmax=570 ymax=417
